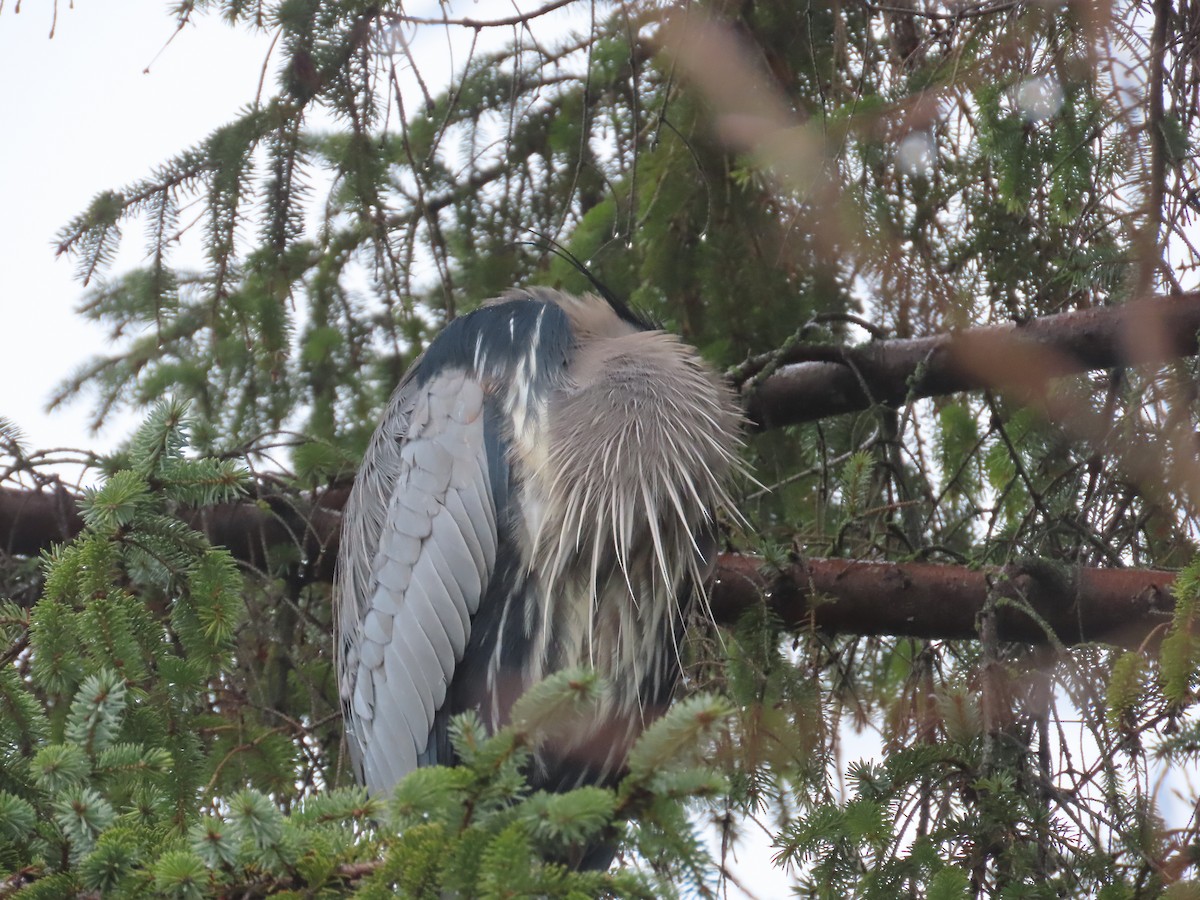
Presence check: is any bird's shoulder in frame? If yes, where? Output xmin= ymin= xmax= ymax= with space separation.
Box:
xmin=411 ymin=293 xmax=576 ymax=391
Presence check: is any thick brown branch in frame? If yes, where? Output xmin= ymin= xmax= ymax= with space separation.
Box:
xmin=0 ymin=486 xmax=82 ymax=557
xmin=709 ymin=556 xmax=1178 ymax=649
xmin=0 ymin=485 xmax=1180 ymax=646
xmin=190 ymin=487 xmax=345 ymax=583
xmin=746 ymin=292 xmax=1200 ymax=427
xmin=0 ymin=484 xmax=343 ymax=582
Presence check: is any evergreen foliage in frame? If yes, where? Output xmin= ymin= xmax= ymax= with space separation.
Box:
xmin=4 ymin=0 xmax=1200 ymax=895
xmin=0 ymin=405 xmax=736 ymax=896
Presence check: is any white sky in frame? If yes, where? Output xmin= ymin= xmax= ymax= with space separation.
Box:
xmin=0 ymin=1 xmax=276 ymax=455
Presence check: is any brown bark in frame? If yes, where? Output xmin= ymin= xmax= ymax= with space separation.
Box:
xmin=0 ymin=483 xmax=1181 ymax=646
xmin=188 ymin=488 xmax=345 ymax=583
xmin=745 ymin=292 xmax=1200 ymax=428
xmin=0 ymin=484 xmax=343 ymax=582
xmin=0 ymin=486 xmax=83 ymax=557
xmin=709 ymin=555 xmax=1178 ymax=649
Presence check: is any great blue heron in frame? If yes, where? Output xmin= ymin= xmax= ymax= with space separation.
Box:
xmin=335 ymin=286 xmax=742 ymax=806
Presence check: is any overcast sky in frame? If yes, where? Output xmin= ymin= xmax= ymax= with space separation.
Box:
xmin=0 ymin=2 xmax=276 ymax=459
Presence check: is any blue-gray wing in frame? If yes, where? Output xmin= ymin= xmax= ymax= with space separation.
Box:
xmin=335 ymin=296 xmax=572 ymax=796
xmin=337 ymin=368 xmax=500 ymax=795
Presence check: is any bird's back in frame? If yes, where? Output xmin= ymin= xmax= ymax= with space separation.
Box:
xmin=336 ymin=287 xmax=742 ymax=801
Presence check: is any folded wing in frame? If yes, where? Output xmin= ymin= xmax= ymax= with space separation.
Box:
xmin=338 ymin=370 xmax=498 ymax=794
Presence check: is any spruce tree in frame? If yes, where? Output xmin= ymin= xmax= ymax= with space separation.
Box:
xmin=3 ymin=1 xmax=1200 ymax=895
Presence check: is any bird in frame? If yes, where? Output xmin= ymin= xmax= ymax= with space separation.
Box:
xmin=335 ymin=286 xmax=743 ymax=808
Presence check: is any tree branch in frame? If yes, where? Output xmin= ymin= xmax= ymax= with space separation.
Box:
xmin=746 ymin=292 xmax=1200 ymax=427
xmin=0 ymin=485 xmax=82 ymax=557
xmin=0 ymin=484 xmax=1181 ymax=647
xmin=383 ymin=0 xmax=577 ymax=30
xmin=709 ymin=555 xmax=1177 ymax=649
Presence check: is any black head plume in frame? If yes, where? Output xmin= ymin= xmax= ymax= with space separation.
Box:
xmin=521 ymin=231 xmax=651 ymax=330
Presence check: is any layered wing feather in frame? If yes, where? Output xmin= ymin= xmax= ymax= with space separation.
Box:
xmin=340 ymin=371 xmax=497 ymax=794
xmin=336 ymin=295 xmax=574 ymax=797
